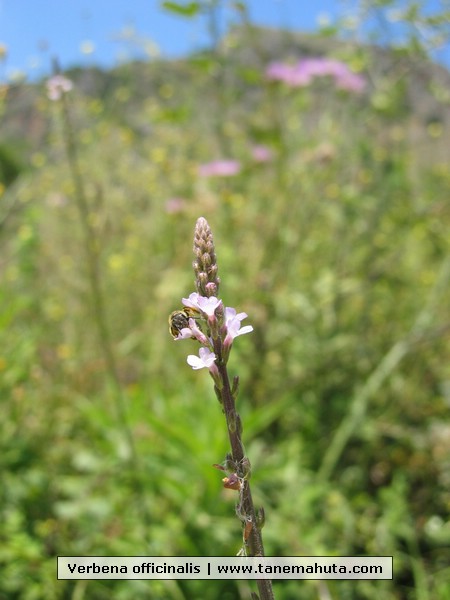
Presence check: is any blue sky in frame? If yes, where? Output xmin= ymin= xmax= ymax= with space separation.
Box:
xmin=0 ymin=0 xmax=448 ymax=82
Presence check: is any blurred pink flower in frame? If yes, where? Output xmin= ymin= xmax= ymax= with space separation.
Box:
xmin=334 ymin=71 xmax=366 ymax=93
xmin=165 ymin=197 xmax=186 ymax=214
xmin=198 ymin=160 xmax=241 ymax=177
xmin=266 ymin=61 xmax=311 ymax=86
xmin=251 ymin=145 xmax=273 ymax=163
xmin=266 ymin=58 xmax=366 ymax=93
xmin=46 ymin=74 xmax=73 ymax=101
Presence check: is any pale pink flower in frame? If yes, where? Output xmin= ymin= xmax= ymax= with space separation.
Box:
xmin=251 ymin=145 xmax=273 ymax=163
xmin=266 ymin=58 xmax=366 ymax=93
xmin=173 ymin=327 xmax=195 ymax=341
xmin=182 ymin=292 xmax=222 ymax=317
xmin=187 ymin=347 xmax=217 ymax=370
xmin=223 ymin=307 xmax=253 ymax=350
xmin=187 ymin=347 xmax=220 ymax=384
xmin=198 ymin=160 xmax=241 ymax=177
xmin=165 ymin=197 xmax=186 ymax=214
xmin=46 ymin=74 xmax=73 ymax=101
xmin=266 ymin=62 xmax=311 ymax=87
xmin=187 ymin=319 xmax=211 ymax=347
xmin=335 ymin=71 xmax=366 ymax=93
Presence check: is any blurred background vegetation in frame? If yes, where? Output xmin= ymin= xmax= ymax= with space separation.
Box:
xmin=1 ymin=1 xmax=450 ymax=599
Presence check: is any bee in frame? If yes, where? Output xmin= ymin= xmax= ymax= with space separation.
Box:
xmin=168 ymin=307 xmax=201 ymax=339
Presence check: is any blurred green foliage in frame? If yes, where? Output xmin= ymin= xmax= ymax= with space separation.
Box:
xmin=1 ymin=2 xmax=450 ymax=599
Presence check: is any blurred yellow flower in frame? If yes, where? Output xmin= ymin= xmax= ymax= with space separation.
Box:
xmin=151 ymin=147 xmax=167 ymax=163
xmin=18 ymin=225 xmax=33 ymax=241
xmin=44 ymin=300 xmax=65 ymax=321
xmin=108 ymin=253 xmax=126 ymax=272
xmin=57 ymin=344 xmax=73 ymax=360
xmin=427 ymin=122 xmax=443 ymax=138
xmin=31 ymin=152 xmax=46 ymax=167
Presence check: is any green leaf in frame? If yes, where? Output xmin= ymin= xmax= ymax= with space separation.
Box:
xmin=161 ymin=1 xmax=200 ymax=17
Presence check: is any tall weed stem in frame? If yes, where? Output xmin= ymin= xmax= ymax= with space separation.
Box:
xmin=176 ymin=217 xmax=274 ymax=600
xmin=53 ymin=72 xmax=151 ymax=540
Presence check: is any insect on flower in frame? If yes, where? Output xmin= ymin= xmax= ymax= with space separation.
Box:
xmin=168 ymin=307 xmax=201 ymax=339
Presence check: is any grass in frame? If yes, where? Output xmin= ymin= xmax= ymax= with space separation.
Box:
xmin=1 ymin=13 xmax=450 ymax=600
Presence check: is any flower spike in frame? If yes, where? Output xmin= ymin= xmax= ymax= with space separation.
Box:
xmin=169 ymin=218 xmax=273 ymax=599
xmin=193 ymin=217 xmax=220 ymax=298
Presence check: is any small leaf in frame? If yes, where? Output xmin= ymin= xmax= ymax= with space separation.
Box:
xmin=161 ymin=1 xmax=200 ymax=17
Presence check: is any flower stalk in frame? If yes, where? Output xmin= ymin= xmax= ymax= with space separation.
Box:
xmin=171 ymin=217 xmax=274 ymax=600
xmin=48 ymin=65 xmax=152 ymax=544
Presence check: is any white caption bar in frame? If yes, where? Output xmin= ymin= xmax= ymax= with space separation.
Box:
xmin=58 ymin=556 xmax=392 ymax=580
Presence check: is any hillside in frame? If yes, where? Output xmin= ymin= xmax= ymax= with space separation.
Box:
xmin=1 ymin=26 xmax=449 ymax=176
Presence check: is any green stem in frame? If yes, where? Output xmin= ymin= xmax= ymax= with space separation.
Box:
xmin=59 ymin=92 xmax=135 ymax=453
xmin=57 ymin=85 xmax=152 ymax=541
